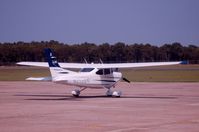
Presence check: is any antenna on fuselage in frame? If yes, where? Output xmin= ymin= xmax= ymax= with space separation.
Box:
xmin=99 ymin=58 xmax=103 ymax=64
xmin=83 ymin=58 xmax=88 ymax=64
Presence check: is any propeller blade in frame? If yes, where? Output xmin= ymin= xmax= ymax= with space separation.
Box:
xmin=122 ymin=77 xmax=130 ymax=83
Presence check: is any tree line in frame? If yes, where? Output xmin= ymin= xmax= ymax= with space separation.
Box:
xmin=0 ymin=40 xmax=198 ymax=65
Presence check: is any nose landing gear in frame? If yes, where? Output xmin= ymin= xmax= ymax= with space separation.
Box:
xmin=106 ymin=89 xmax=122 ymax=97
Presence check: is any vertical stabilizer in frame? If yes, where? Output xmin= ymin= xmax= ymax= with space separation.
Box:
xmin=44 ymin=48 xmax=60 ymax=67
xmin=44 ymin=48 xmax=75 ymax=80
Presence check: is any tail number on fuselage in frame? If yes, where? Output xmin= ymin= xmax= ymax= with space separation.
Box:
xmin=73 ymin=79 xmax=89 ymax=84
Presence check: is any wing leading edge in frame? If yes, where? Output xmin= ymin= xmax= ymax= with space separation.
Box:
xmin=17 ymin=61 xmax=186 ymax=69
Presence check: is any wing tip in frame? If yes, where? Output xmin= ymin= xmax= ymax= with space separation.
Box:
xmin=180 ymin=61 xmax=188 ymax=65
xmin=26 ymin=77 xmax=52 ymax=81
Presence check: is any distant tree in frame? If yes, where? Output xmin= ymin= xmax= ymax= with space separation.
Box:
xmin=98 ymin=43 xmax=111 ymax=62
xmin=0 ymin=41 xmax=198 ymax=65
xmin=111 ymin=42 xmax=127 ymax=62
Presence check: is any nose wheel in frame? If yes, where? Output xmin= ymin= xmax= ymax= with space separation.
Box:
xmin=106 ymin=89 xmax=122 ymax=97
xmin=112 ymin=91 xmax=122 ymax=97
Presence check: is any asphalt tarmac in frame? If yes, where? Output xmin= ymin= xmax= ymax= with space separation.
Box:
xmin=0 ymin=82 xmax=199 ymax=132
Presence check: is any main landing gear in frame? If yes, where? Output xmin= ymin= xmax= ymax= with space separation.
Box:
xmin=71 ymin=89 xmax=80 ymax=97
xmin=71 ymin=88 xmax=122 ymax=98
xmin=71 ymin=87 xmax=87 ymax=97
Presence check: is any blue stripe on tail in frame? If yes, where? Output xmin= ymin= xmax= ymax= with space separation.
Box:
xmin=44 ymin=48 xmax=60 ymax=67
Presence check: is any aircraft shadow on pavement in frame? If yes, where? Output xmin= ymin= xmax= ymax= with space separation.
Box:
xmin=15 ymin=94 xmax=177 ymax=101
xmin=15 ymin=94 xmax=113 ymax=101
xmin=121 ymin=96 xmax=177 ymax=99
xmin=15 ymin=94 xmax=80 ymax=101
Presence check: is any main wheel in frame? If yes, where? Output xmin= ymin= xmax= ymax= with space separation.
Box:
xmin=71 ymin=89 xmax=80 ymax=97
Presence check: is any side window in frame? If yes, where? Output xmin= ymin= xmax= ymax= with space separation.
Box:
xmin=104 ymin=69 xmax=110 ymax=75
xmin=96 ymin=69 xmax=103 ymax=75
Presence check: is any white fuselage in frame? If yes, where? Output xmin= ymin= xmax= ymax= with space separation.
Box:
xmin=50 ymin=67 xmax=122 ymax=89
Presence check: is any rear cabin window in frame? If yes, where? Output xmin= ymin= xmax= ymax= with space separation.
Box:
xmin=80 ymin=68 xmax=94 ymax=72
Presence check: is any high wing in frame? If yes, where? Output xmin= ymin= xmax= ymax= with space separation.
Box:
xmin=17 ymin=61 xmax=186 ymax=69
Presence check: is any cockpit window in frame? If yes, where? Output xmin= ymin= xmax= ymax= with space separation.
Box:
xmin=104 ymin=69 xmax=111 ymax=74
xmin=96 ymin=69 xmax=111 ymax=75
xmin=80 ymin=68 xmax=94 ymax=72
xmin=96 ymin=69 xmax=103 ymax=75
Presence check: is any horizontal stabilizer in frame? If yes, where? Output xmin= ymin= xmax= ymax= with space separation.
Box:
xmin=26 ymin=77 xmax=52 ymax=81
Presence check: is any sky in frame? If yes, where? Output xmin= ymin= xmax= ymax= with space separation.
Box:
xmin=0 ymin=0 xmax=199 ymax=46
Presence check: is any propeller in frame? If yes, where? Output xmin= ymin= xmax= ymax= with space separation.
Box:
xmin=122 ymin=77 xmax=130 ymax=83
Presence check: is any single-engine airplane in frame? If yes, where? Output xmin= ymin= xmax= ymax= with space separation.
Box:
xmin=17 ymin=48 xmax=186 ymax=97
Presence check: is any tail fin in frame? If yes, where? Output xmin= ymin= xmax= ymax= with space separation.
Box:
xmin=44 ymin=48 xmax=60 ymax=67
xmin=44 ymin=48 xmax=75 ymax=80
